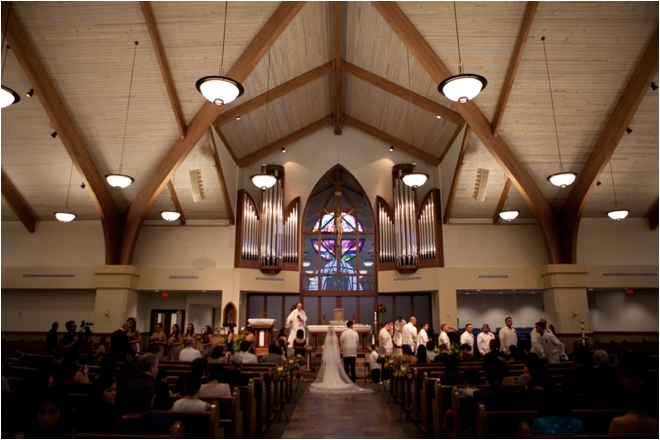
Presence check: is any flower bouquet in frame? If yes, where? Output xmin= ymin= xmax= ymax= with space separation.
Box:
xmin=393 ymin=366 xmax=413 ymax=380
xmin=291 ymin=355 xmax=306 ymax=369
xmin=233 ymin=333 xmax=247 ymax=353
xmin=377 ymin=354 xmax=389 ymax=365
xmin=272 ymin=366 xmax=291 ymax=382
xmin=374 ymin=304 xmax=387 ymax=313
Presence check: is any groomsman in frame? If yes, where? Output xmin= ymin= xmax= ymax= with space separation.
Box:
xmin=402 ymin=316 xmax=418 ymax=353
xmin=379 ymin=322 xmax=393 ymax=356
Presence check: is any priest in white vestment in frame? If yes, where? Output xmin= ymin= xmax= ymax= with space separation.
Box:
xmin=393 ymin=317 xmax=406 ymax=347
xmin=286 ymin=302 xmax=308 ymax=346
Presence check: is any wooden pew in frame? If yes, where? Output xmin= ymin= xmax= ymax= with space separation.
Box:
xmin=517 ymin=421 xmax=609 ymax=439
xmin=76 ymin=421 xmax=185 ymax=439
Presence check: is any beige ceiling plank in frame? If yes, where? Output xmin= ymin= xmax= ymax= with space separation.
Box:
xmin=213 ymin=61 xmax=332 ymax=127
xmin=141 ymin=1 xmax=187 ymax=138
xmin=443 ymin=127 xmax=470 ymax=224
xmin=166 ymin=180 xmax=186 ymax=225
xmin=438 ymin=123 xmax=466 ymax=165
xmin=333 ymin=2 xmax=343 ymax=135
xmin=492 ymin=178 xmax=513 ymax=224
xmin=491 ymin=1 xmax=538 ymax=138
xmin=237 ymin=115 xmax=334 ymax=167
xmin=4 ymin=6 xmax=122 ymax=263
xmin=559 ymin=30 xmax=659 ymax=263
xmin=208 ymin=128 xmax=234 ymax=225
xmin=372 ymin=1 xmax=562 ymax=264
xmin=648 ymin=199 xmax=659 ymax=231
xmin=1 ymin=174 xmax=36 ymax=233
xmin=343 ymin=113 xmax=440 ymax=167
xmin=214 ymin=126 xmax=240 ymax=166
xmin=343 ymin=60 xmax=463 ymax=126
xmin=120 ymin=2 xmax=306 ymax=265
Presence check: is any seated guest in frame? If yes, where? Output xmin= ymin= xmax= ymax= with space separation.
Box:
xmin=172 ymin=374 xmax=211 ymax=411
xmin=191 ymin=358 xmax=209 ymax=380
xmin=236 ymin=340 xmax=258 ymax=364
xmin=397 ymin=345 xmax=418 ymax=365
xmin=438 ymin=355 xmax=463 ymax=385
xmin=434 ymin=344 xmax=451 ymax=363
xmin=75 ymin=375 xmax=119 ymax=433
xmin=593 ymin=349 xmax=616 ymax=383
xmin=609 ymin=379 xmax=659 ymax=438
xmin=61 ymin=354 xmax=90 ymax=383
xmin=134 ymin=353 xmax=170 ymax=410
xmin=425 ymin=341 xmax=436 ymax=362
xmin=459 ymin=343 xmax=476 ymax=362
xmin=459 ymin=368 xmax=480 ymax=396
xmin=111 ymin=379 xmax=170 ymax=435
xmin=416 ymin=345 xmax=428 ymax=364
xmin=483 ymin=339 xmax=503 ymax=364
xmin=115 ymin=362 xmax=137 ymax=411
xmin=199 ymin=364 xmax=231 ymax=397
xmin=508 ymin=344 xmax=525 ymax=362
xmin=261 ymin=344 xmax=284 ymax=365
xmin=530 ymin=384 xmax=583 ymax=435
xmin=16 ymin=387 xmax=74 ymax=439
xmin=522 ymin=358 xmax=552 ymax=403
xmin=208 ymin=345 xmax=228 ymax=364
xmin=226 ymin=355 xmax=250 ymax=387
xmin=179 ymin=337 xmax=203 ymax=362
xmin=473 ymin=358 xmax=523 ymax=410
xmin=563 ymin=346 xmax=599 ymax=394
xmin=97 ymin=356 xmax=116 ymax=377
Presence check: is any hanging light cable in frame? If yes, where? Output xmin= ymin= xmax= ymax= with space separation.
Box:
xmin=105 ymin=41 xmax=138 ymax=189
xmin=543 ymin=36 xmax=577 ymax=187
xmin=0 ymin=3 xmax=20 ymax=109
xmin=251 ymin=48 xmax=277 ymax=190
xmin=196 ymin=1 xmax=244 ymax=106
xmin=401 ymin=48 xmax=428 ymax=188
xmin=54 ymin=161 xmax=77 ymax=222
xmin=606 ymin=161 xmax=629 ymax=220
xmin=438 ymin=2 xmax=487 ymax=103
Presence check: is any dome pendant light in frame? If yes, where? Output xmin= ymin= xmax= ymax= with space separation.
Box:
xmin=606 ymin=161 xmax=629 ymax=221
xmin=105 ymin=41 xmax=138 ymax=189
xmin=541 ymin=37 xmax=577 ymax=188
xmin=1 ymin=4 xmax=20 ymax=109
xmin=402 ymin=163 xmax=429 ymax=188
xmin=438 ymin=2 xmax=487 ymax=103
xmin=161 ymin=211 xmax=181 ymax=222
xmin=196 ymin=2 xmax=244 ymax=106
xmin=251 ymin=164 xmax=277 ymax=190
xmin=54 ymin=161 xmax=77 ymax=222
xmin=498 ymin=192 xmax=519 ymax=221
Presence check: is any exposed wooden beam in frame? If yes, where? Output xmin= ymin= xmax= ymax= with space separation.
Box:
xmin=4 ymin=5 xmax=122 ymax=263
xmin=120 ymin=2 xmax=305 ymax=265
xmin=213 ymin=61 xmax=332 ymax=127
xmin=1 ymin=174 xmax=36 ymax=233
xmin=333 ymin=2 xmax=344 ymax=135
xmin=372 ymin=1 xmax=563 ymax=263
xmin=343 ymin=113 xmax=440 ymax=167
xmin=438 ymin=123 xmax=466 ymax=165
xmin=559 ymin=30 xmax=659 ymax=263
xmin=208 ymin=128 xmax=235 ymax=225
xmin=237 ymin=115 xmax=333 ymax=167
xmin=443 ymin=127 xmax=470 ymax=224
xmin=492 ymin=178 xmax=513 ymax=224
xmin=141 ymin=1 xmax=186 ymax=138
xmin=343 ymin=60 xmax=463 ymax=126
xmin=491 ymin=1 xmax=537 ymax=137
xmin=166 ymin=180 xmax=186 ymax=225
xmin=213 ymin=126 xmax=240 ymax=165
xmin=648 ymin=199 xmax=659 ymax=231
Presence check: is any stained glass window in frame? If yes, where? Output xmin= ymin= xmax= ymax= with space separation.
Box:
xmin=311 ymin=238 xmax=364 ymax=262
xmin=312 ymin=212 xmax=363 ymax=233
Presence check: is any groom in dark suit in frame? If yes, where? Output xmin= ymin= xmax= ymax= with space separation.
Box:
xmin=110 ymin=322 xmax=136 ymax=362
xmin=340 ymin=321 xmax=359 ymax=382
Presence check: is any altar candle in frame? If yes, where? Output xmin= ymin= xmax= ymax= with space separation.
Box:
xmin=374 ymin=311 xmax=377 ymax=322
xmin=352 ymin=314 xmax=355 ymax=321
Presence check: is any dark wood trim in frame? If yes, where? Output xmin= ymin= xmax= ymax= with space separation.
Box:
xmin=333 ymin=2 xmax=343 ymax=135
xmin=166 ymin=180 xmax=186 ymax=225
xmin=140 ymin=1 xmax=186 ymax=138
xmin=1 ymin=174 xmax=36 ymax=233
xmin=559 ymin=29 xmax=659 ymax=264
xmin=491 ymin=1 xmax=538 ymax=137
xmin=443 ymin=126 xmax=470 ymax=224
xmin=592 ymin=331 xmax=659 ymax=337
xmin=208 ymin=128 xmax=234 ymax=225
xmin=648 ymin=199 xmax=659 ymax=231
xmin=492 ymin=178 xmax=512 ymax=224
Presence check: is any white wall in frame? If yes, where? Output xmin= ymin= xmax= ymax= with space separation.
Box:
xmin=1 ymin=221 xmax=105 ymax=267
xmin=588 ymin=289 xmax=659 ymax=332
xmin=212 ymin=129 xmax=238 ymax=218
xmin=1 ymin=289 xmax=96 ymax=331
xmin=456 ymin=293 xmax=545 ymax=330
xmin=443 ymin=224 xmax=548 ymax=268
xmin=578 ymin=218 xmax=659 ymax=265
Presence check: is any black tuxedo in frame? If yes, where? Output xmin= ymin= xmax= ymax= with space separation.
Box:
xmin=110 ymin=328 xmax=135 ymax=362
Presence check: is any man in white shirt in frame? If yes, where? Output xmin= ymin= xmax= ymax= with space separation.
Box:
xmin=236 ymin=340 xmax=258 ymax=363
xmin=535 ymin=321 xmax=564 ymax=363
xmin=439 ymin=323 xmax=451 ymax=350
xmin=530 ymin=317 xmax=552 ymax=358
xmin=477 ymin=323 xmax=495 ymax=356
xmin=459 ymin=323 xmax=475 ymax=351
xmin=368 ymin=345 xmax=381 ymax=384
xmin=393 ymin=317 xmax=406 ymax=347
xmin=379 ymin=322 xmax=394 ymax=356
xmin=499 ymin=317 xmax=518 ymax=355
xmin=340 ymin=321 xmax=359 ymax=382
xmin=179 ymin=337 xmax=202 ymax=362
xmin=402 ymin=316 xmax=418 ymax=353
xmin=417 ymin=323 xmax=429 ymax=352
xmin=286 ymin=302 xmax=308 ymax=347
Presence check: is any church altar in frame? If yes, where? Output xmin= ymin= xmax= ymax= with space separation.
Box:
xmin=307 ymin=324 xmax=373 ymax=351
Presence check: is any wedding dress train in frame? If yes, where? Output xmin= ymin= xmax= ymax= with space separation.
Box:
xmin=309 ymin=327 xmax=374 ymax=394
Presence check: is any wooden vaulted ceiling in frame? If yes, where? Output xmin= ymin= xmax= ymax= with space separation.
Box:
xmin=1 ymin=2 xmax=658 ymax=264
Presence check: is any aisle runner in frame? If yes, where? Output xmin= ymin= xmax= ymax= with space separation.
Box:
xmin=280 ymin=384 xmax=406 ymax=439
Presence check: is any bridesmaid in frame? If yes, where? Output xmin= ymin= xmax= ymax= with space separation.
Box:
xmin=201 ymin=325 xmax=213 ymax=358
xmin=149 ymin=323 xmax=167 ymax=359
xmin=126 ymin=317 xmax=141 ymax=355
xmin=183 ymin=323 xmax=197 ymax=349
xmin=168 ymin=324 xmax=182 ymax=361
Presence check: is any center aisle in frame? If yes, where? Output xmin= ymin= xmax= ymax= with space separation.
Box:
xmin=280 ymin=384 xmax=406 ymax=439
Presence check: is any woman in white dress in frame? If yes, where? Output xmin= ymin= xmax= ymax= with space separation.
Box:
xmin=309 ymin=327 xmax=373 ymax=394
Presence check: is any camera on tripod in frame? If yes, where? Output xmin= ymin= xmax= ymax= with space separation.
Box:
xmin=78 ymin=320 xmax=94 ymax=340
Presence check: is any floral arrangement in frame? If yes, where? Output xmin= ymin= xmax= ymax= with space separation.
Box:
xmin=384 ymin=358 xmax=400 ymax=372
xmin=374 ymin=304 xmax=387 ymax=313
xmin=393 ymin=366 xmax=413 ymax=380
xmin=291 ymin=355 xmax=306 ymax=369
xmin=272 ymin=366 xmax=291 ymax=381
xmin=233 ymin=333 xmax=247 ymax=353
xmin=377 ymin=354 xmax=389 ymax=365
xmin=433 ymin=344 xmax=440 ymax=355
xmin=450 ymin=341 xmax=461 ymax=355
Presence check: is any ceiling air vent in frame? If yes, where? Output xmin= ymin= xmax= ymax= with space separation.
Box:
xmin=23 ymin=273 xmax=75 ymax=278
xmin=478 ymin=274 xmax=509 ymax=279
xmin=169 ymin=275 xmax=199 ymax=280
xmin=189 ymin=169 xmax=205 ymax=202
xmin=602 ymin=272 xmax=657 ymax=277
xmin=393 ymin=276 xmax=423 ymax=282
xmin=472 ymin=168 xmax=489 ymax=201
xmin=255 ymin=277 xmax=284 ymax=282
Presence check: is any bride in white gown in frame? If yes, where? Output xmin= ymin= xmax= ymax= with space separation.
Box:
xmin=309 ymin=327 xmax=374 ymax=394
